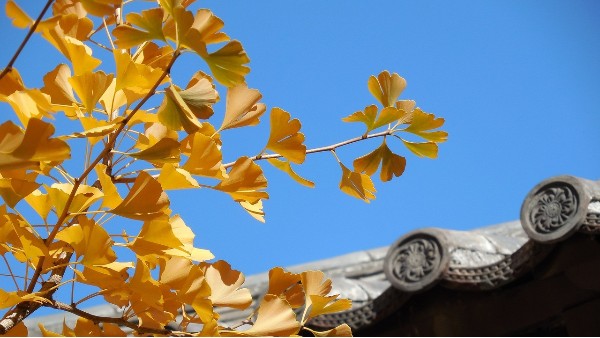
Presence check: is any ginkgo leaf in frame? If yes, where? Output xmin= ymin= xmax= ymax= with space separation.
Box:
xmin=114 ymin=50 xmax=165 ymax=94
xmin=308 ymin=295 xmax=352 ymax=319
xmin=190 ymin=40 xmax=250 ymax=87
xmin=98 ymin=78 xmax=127 ymax=116
xmin=95 ymin=163 xmax=122 ymax=209
xmin=214 ymin=157 xmax=268 ymax=204
xmin=187 ymin=9 xmax=229 ymax=45
xmin=0 ymin=67 xmax=25 ymax=97
xmin=178 ymin=71 xmax=219 ymax=120
xmin=69 ymin=70 xmax=113 ymax=113
xmin=182 ymin=132 xmax=226 ymax=179
xmin=4 ymin=89 xmax=53 ymax=126
xmin=266 ymin=108 xmax=306 ymax=164
xmin=157 ymin=163 xmax=199 ymax=190
xmin=239 ymin=200 xmax=265 ymax=223
xmin=2 ymin=321 xmax=28 ymax=337
xmin=38 ymin=323 xmax=62 ymax=337
xmin=135 ymin=42 xmax=175 ymax=71
xmin=162 ymin=5 xmax=194 ymax=46
xmin=304 ymin=324 xmax=353 ymax=337
xmin=41 ymin=64 xmax=76 ymax=105
xmin=401 ymin=139 xmax=439 ymax=158
xmin=79 ymin=0 xmax=120 ymax=17
xmin=402 ymin=108 xmax=448 ymax=142
xmin=300 ymin=270 xmax=332 ymax=310
xmin=58 ymin=13 xmax=94 ymax=42
xmin=127 ymin=137 xmax=181 ymax=163
xmin=338 ymin=162 xmax=376 ymax=202
xmin=267 ymin=158 xmax=314 ymax=188
xmin=219 ymin=84 xmax=265 ymax=131
xmin=113 ymin=7 xmax=166 ymax=49
xmin=0 ymin=288 xmax=23 ymax=309
xmin=353 ymin=140 xmax=406 ymax=182
xmin=24 ymin=189 xmax=52 ymax=221
xmin=368 ymin=71 xmax=406 ymax=107
xmin=342 ymin=105 xmax=403 ymax=134
xmin=167 ymin=215 xmax=214 ymax=262
xmin=5 ymin=0 xmax=31 ymax=28
xmin=11 ymin=218 xmax=49 ymax=266
xmin=204 ymin=260 xmax=252 ymax=309
xmin=127 ymin=216 xmax=187 ymax=261
xmin=238 ymin=294 xmax=300 ymax=336
xmin=157 ymin=85 xmax=203 ymax=134
xmin=0 ymin=170 xmax=40 ymax=208
xmin=64 ymin=36 xmax=101 ymax=76
xmin=73 ymin=318 xmax=102 ymax=337
xmin=55 ymin=216 xmax=116 ymax=266
xmin=267 ymin=267 xmax=304 ymax=308
xmin=47 ymin=183 xmax=103 ymax=217
xmin=64 ymin=116 xmax=123 ymax=145
xmin=0 ymin=119 xmax=70 ymax=170
xmin=111 ymin=171 xmax=170 ymax=220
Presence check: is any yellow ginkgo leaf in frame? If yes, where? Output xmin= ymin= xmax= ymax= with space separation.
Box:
xmin=266 ymin=108 xmax=306 ymax=164
xmin=113 ymin=7 xmax=166 ymax=49
xmin=114 ymin=50 xmax=165 ymax=94
xmin=178 ymin=71 xmax=219 ymax=120
xmin=135 ymin=42 xmax=174 ymax=71
xmin=187 ymin=9 xmax=230 ymax=45
xmin=402 ymin=108 xmax=448 ymax=142
xmin=338 ymin=162 xmax=376 ymax=203
xmin=64 ymin=116 xmax=123 ymax=145
xmin=24 ymin=189 xmax=52 ymax=221
xmin=267 ymin=267 xmax=304 ymax=308
xmin=11 ymin=218 xmax=48 ymax=266
xmin=64 ymin=36 xmax=101 ymax=76
xmin=353 ymin=140 xmax=406 ymax=182
xmin=162 ymin=5 xmax=194 ymax=46
xmin=157 ymin=163 xmax=199 ymax=190
xmin=38 ymin=323 xmax=62 ymax=337
xmin=308 ymin=295 xmax=352 ymax=319
xmin=127 ymin=216 xmax=187 ymax=261
xmin=41 ymin=64 xmax=76 ymax=105
xmin=204 ymin=260 xmax=252 ymax=309
xmin=73 ymin=318 xmax=102 ymax=337
xmin=368 ymin=71 xmax=406 ymax=107
xmin=191 ymin=40 xmax=250 ymax=87
xmin=5 ymin=0 xmax=31 ymax=28
xmin=4 ymin=89 xmax=53 ymax=126
xmin=401 ymin=139 xmax=439 ymax=158
xmin=342 ymin=105 xmax=404 ymax=134
xmin=127 ymin=137 xmax=181 ymax=163
xmin=79 ymin=0 xmax=120 ymax=17
xmin=69 ymin=70 xmax=113 ymax=113
xmin=214 ymin=157 xmax=268 ymax=204
xmin=167 ymin=215 xmax=214 ymax=262
xmin=239 ymin=200 xmax=265 ymax=223
xmin=300 ymin=270 xmax=332 ymax=310
xmin=111 ymin=171 xmax=170 ymax=220
xmin=267 ymin=158 xmax=314 ymax=188
xmin=0 ymin=119 xmax=70 ymax=170
xmin=238 ymin=294 xmax=301 ymax=336
xmin=55 ymin=216 xmax=116 ymax=266
xmin=219 ymin=84 xmax=265 ymax=131
xmin=0 ymin=67 xmax=25 ymax=97
xmin=1 ymin=321 xmax=28 ymax=337
xmin=182 ymin=132 xmax=226 ymax=179
xmin=157 ymin=85 xmax=203 ymax=134
xmin=58 ymin=13 xmax=94 ymax=42
xmin=304 ymin=324 xmax=353 ymax=337
xmin=47 ymin=183 xmax=103 ymax=217
xmin=0 ymin=288 xmax=23 ymax=309
xmin=95 ymin=163 xmax=122 ymax=209
xmin=0 ymin=170 xmax=39 ymax=208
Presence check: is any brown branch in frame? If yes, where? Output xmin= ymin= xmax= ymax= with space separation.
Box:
xmin=44 ymin=301 xmax=193 ymax=337
xmin=0 ymin=0 xmax=54 ymax=81
xmin=223 ymin=129 xmax=394 ymax=168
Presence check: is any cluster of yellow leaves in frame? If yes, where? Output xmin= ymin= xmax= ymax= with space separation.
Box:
xmin=339 ymin=71 xmax=448 ymax=202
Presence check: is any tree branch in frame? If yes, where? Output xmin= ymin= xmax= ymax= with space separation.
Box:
xmin=0 ymin=0 xmax=54 ymax=81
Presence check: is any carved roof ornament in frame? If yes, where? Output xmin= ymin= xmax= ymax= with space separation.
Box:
xmin=521 ymin=175 xmax=600 ymax=243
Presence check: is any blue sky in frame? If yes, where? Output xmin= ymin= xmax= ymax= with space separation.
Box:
xmin=1 ymin=0 xmax=599 ymax=310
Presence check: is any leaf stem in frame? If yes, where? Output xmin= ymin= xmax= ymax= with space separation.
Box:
xmin=0 ymin=0 xmax=54 ymax=81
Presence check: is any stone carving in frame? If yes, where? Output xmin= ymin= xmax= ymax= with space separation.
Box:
xmin=384 ymin=232 xmax=447 ymax=292
xmin=530 ymin=185 xmax=578 ymax=233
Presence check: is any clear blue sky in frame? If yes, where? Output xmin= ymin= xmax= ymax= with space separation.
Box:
xmin=1 ymin=0 xmax=599 ymax=297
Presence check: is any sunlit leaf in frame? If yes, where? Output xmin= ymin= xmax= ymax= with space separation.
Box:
xmin=47 ymin=183 xmax=103 ymax=217
xmin=56 ymin=216 xmax=116 ymax=266
xmin=178 ymin=71 xmax=219 ymax=120
xmin=238 ymin=294 xmax=300 ymax=336
xmin=181 ymin=132 xmax=226 ymax=179
xmin=95 ymin=163 xmax=122 ymax=209
xmin=11 ymin=218 xmax=48 ymax=266
xmin=111 ymin=171 xmax=170 ymax=220
xmin=187 ymin=9 xmax=229 ymax=45
xmin=0 ymin=119 xmax=70 ymax=170
xmin=402 ymin=108 xmax=448 ymax=142
xmin=204 ymin=260 xmax=252 ymax=309
xmin=113 ymin=8 xmax=166 ymax=49
xmin=305 ymin=324 xmax=353 ymax=337
xmin=167 ymin=215 xmax=214 ymax=262
xmin=0 ymin=170 xmax=39 ymax=208
xmin=5 ymin=0 xmax=31 ymax=28
xmin=338 ymin=162 xmax=375 ymax=202
xmin=157 ymin=163 xmax=199 ymax=190
xmin=219 ymin=84 xmax=265 ymax=131
xmin=266 ymin=108 xmax=306 ymax=164
xmin=401 ymin=139 xmax=439 ymax=158
xmin=190 ymin=40 xmax=250 ymax=87
xmin=239 ymin=200 xmax=265 ymax=223
xmin=267 ymin=267 xmax=304 ymax=308
xmin=64 ymin=116 xmax=123 ymax=145
xmin=127 ymin=216 xmax=187 ymax=261
xmin=4 ymin=89 xmax=53 ymax=126
xmin=0 ymin=288 xmax=23 ymax=309
xmin=1 ymin=321 xmax=28 ymax=337
xmin=353 ymin=140 xmax=406 ymax=182
xmin=308 ymin=295 xmax=352 ymax=319
xmin=64 ymin=36 xmax=101 ymax=76
xmin=0 ymin=67 xmax=25 ymax=97
xmin=114 ymin=49 xmax=165 ymax=94
xmin=24 ymin=189 xmax=52 ymax=221
xmin=69 ymin=70 xmax=113 ymax=113
xmin=368 ymin=71 xmax=406 ymax=107
xmin=267 ymin=158 xmax=314 ymax=188
xmin=127 ymin=137 xmax=181 ymax=163
xmin=157 ymin=85 xmax=203 ymax=134
xmin=342 ymin=105 xmax=404 ymax=134
xmin=73 ymin=317 xmax=102 ymax=336
xmin=41 ymin=64 xmax=76 ymax=105
xmin=214 ymin=157 xmax=268 ymax=204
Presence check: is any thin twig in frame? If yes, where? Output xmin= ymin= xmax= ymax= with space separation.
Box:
xmin=0 ymin=0 xmax=54 ymax=80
